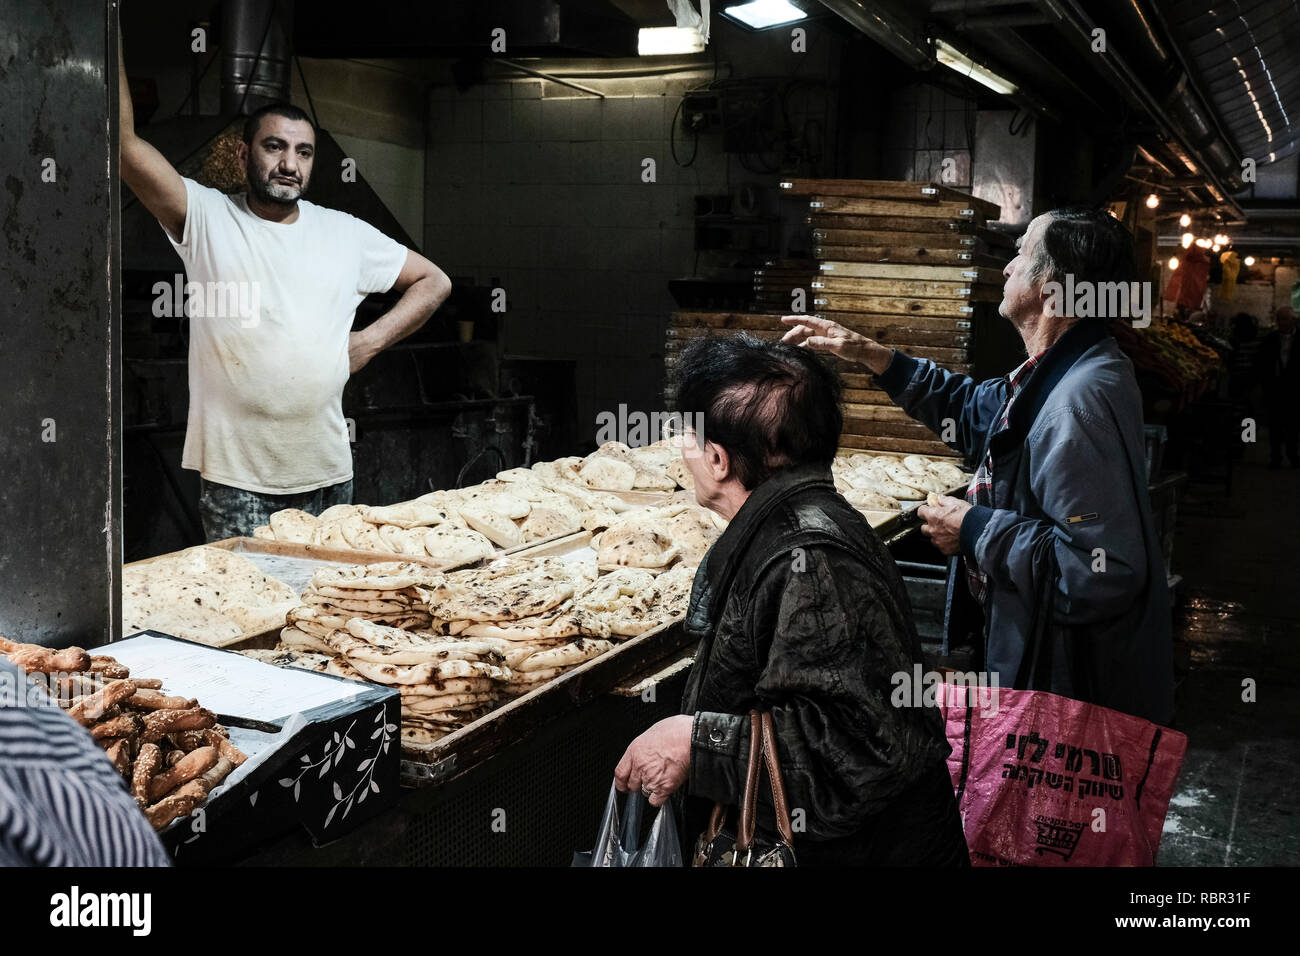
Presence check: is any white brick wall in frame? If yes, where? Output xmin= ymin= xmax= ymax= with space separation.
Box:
xmin=425 ymin=83 xmax=728 ymax=437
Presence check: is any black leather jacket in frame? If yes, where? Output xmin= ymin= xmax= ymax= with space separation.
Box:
xmin=680 ymin=463 xmax=966 ymax=864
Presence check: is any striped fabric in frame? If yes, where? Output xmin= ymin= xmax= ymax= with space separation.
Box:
xmin=0 ymin=657 xmax=170 ymax=867
xmin=964 ymin=351 xmax=1044 ymax=606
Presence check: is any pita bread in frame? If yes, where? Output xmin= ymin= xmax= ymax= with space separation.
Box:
xmin=495 ymin=467 xmax=541 ymax=484
xmin=378 ymin=524 xmax=434 ymax=557
xmin=325 ymin=656 xmax=366 ymax=681
xmin=926 ymin=461 xmax=966 ymax=486
xmin=500 ymin=666 xmax=567 ymax=691
xmin=123 ymin=602 xmax=244 ymax=645
xmin=397 ymin=678 xmax=496 ymax=696
xmin=852 ymin=474 xmax=925 ymax=501
xmin=337 ymin=618 xmax=506 ymax=665
xmin=269 ymin=508 xmax=320 ymax=544
xmin=403 ymin=706 xmax=494 ymax=725
xmin=278 ymin=626 xmax=337 ymax=655
xmin=578 ymin=456 xmax=636 ymax=491
xmin=364 ymin=500 xmax=454 ymax=529
xmin=304 ymin=593 xmax=408 ymax=614
xmin=240 ymin=647 xmax=334 ymax=672
xmin=314 ymin=586 xmax=413 ymax=602
xmin=884 ymin=461 xmax=948 ymax=494
xmin=597 ymin=528 xmax=679 ymax=569
xmin=460 ymin=490 xmax=532 ymax=521
xmin=573 ymin=568 xmax=656 ymax=612
xmin=458 ymin=504 xmax=525 ymax=549
xmin=515 ymin=637 xmax=616 ymax=672
xmin=422 ymin=526 xmax=496 ymax=567
xmin=842 ymin=487 xmax=902 ymax=512
xmin=252 ymin=525 xmax=275 ymax=540
xmin=222 ymin=602 xmax=295 ymax=635
xmin=311 ymin=562 xmax=444 ymax=591
xmin=346 ymin=656 xmax=512 ymax=685
xmin=401 ymin=692 xmax=497 ymax=713
xmin=659 ymin=508 xmax=720 ymax=565
xmin=418 ymin=558 xmax=579 ymax=622
xmin=519 ymin=507 xmax=580 ymax=542
xmin=401 ymin=725 xmax=450 ymax=750
xmin=122 ymin=546 xmax=298 ymax=643
xmin=336 ymin=513 xmax=375 ymax=550
xmin=664 ymin=459 xmax=693 ymax=489
xmin=288 ymin=605 xmax=352 ymax=630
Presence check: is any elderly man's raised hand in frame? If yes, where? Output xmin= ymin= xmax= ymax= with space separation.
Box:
xmin=780 ymin=315 xmax=893 ymax=374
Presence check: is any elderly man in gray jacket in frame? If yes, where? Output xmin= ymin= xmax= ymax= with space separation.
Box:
xmin=783 ymin=207 xmax=1175 ymax=726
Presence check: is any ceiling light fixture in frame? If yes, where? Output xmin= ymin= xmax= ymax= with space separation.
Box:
xmin=1181 ymin=233 xmax=1194 ymax=248
xmin=1145 ymin=193 xmax=1159 ymax=209
xmin=721 ymin=0 xmax=808 ymax=30
xmin=638 ymin=26 xmax=706 ymax=55
xmin=934 ymin=39 xmax=1018 ymax=95
xmin=1168 ymin=257 xmax=1179 ymax=270
xmin=1179 ymin=213 xmax=1191 ymax=227
xmin=1244 ymin=256 xmax=1255 ymax=266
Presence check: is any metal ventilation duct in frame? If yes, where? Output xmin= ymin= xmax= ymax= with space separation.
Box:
xmin=221 ymin=0 xmax=293 ymax=116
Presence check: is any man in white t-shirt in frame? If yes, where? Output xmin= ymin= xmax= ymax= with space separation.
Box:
xmin=119 ymin=38 xmax=450 ymax=541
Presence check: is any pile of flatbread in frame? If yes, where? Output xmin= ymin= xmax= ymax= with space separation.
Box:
xmin=590 ymin=502 xmax=724 ymax=570
xmin=540 ymin=439 xmax=694 ymax=493
xmin=831 ymin=453 xmax=972 ymax=513
xmin=278 ymin=561 xmax=443 ymax=651
xmin=123 ymin=546 xmax=298 ymax=646
xmin=253 ymin=473 xmax=646 ymax=564
xmin=246 ymin=555 xmax=698 ymax=755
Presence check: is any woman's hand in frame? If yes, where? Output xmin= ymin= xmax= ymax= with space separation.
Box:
xmin=780 ymin=315 xmax=893 ymax=373
xmin=614 ymin=714 xmax=694 ymax=808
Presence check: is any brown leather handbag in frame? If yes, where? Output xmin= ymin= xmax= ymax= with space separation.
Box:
xmin=692 ymin=712 xmax=798 ymax=867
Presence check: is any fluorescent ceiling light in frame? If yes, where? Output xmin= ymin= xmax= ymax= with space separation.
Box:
xmin=934 ymin=39 xmax=1017 ymax=95
xmin=722 ymin=0 xmax=807 ymax=30
xmin=638 ymin=26 xmax=705 ymax=55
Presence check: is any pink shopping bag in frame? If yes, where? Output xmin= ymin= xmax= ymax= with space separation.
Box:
xmin=938 ymin=683 xmax=1188 ymax=866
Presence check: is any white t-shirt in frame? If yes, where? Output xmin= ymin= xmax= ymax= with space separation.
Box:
xmin=165 ymin=178 xmax=407 ymax=494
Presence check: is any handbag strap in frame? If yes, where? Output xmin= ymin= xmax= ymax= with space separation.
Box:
xmin=704 ymin=711 xmax=763 ymax=846
xmin=703 ymin=711 xmax=797 ymax=853
xmin=759 ymin=713 xmax=796 ymax=846
xmin=734 ymin=712 xmax=764 ymax=853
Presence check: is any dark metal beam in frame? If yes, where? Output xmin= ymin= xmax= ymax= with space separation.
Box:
xmin=0 ymin=0 xmax=120 ymax=647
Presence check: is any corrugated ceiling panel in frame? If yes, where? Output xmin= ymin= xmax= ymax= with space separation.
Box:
xmin=1163 ymin=0 xmax=1300 ymax=164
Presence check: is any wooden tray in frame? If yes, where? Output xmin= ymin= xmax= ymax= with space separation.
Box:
xmin=811 ymin=276 xmax=999 ymax=300
xmin=811 ymin=228 xmax=979 ymax=248
xmin=807 ymin=213 xmax=978 ymax=234
xmin=812 ymin=244 xmax=979 ymax=266
xmin=780 ymin=178 xmax=1001 ymax=220
xmin=809 ymin=196 xmax=982 ymax=219
xmin=818 ymin=262 xmax=1004 ymax=284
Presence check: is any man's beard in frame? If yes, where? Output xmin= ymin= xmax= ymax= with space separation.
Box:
xmin=247 ymin=163 xmax=305 ymax=205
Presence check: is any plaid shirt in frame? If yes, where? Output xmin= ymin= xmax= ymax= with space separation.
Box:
xmin=965 ymin=351 xmax=1044 ymax=605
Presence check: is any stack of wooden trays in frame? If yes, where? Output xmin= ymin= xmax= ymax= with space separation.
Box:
xmin=666 ymin=179 xmax=1011 ymax=459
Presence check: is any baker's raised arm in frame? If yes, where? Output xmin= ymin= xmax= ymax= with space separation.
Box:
xmin=118 ymin=26 xmax=188 ymax=242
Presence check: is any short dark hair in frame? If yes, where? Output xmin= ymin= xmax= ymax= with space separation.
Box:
xmin=242 ymin=103 xmax=316 ymax=145
xmin=672 ymin=333 xmax=843 ymax=490
xmin=1027 ymin=207 xmax=1138 ymax=289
